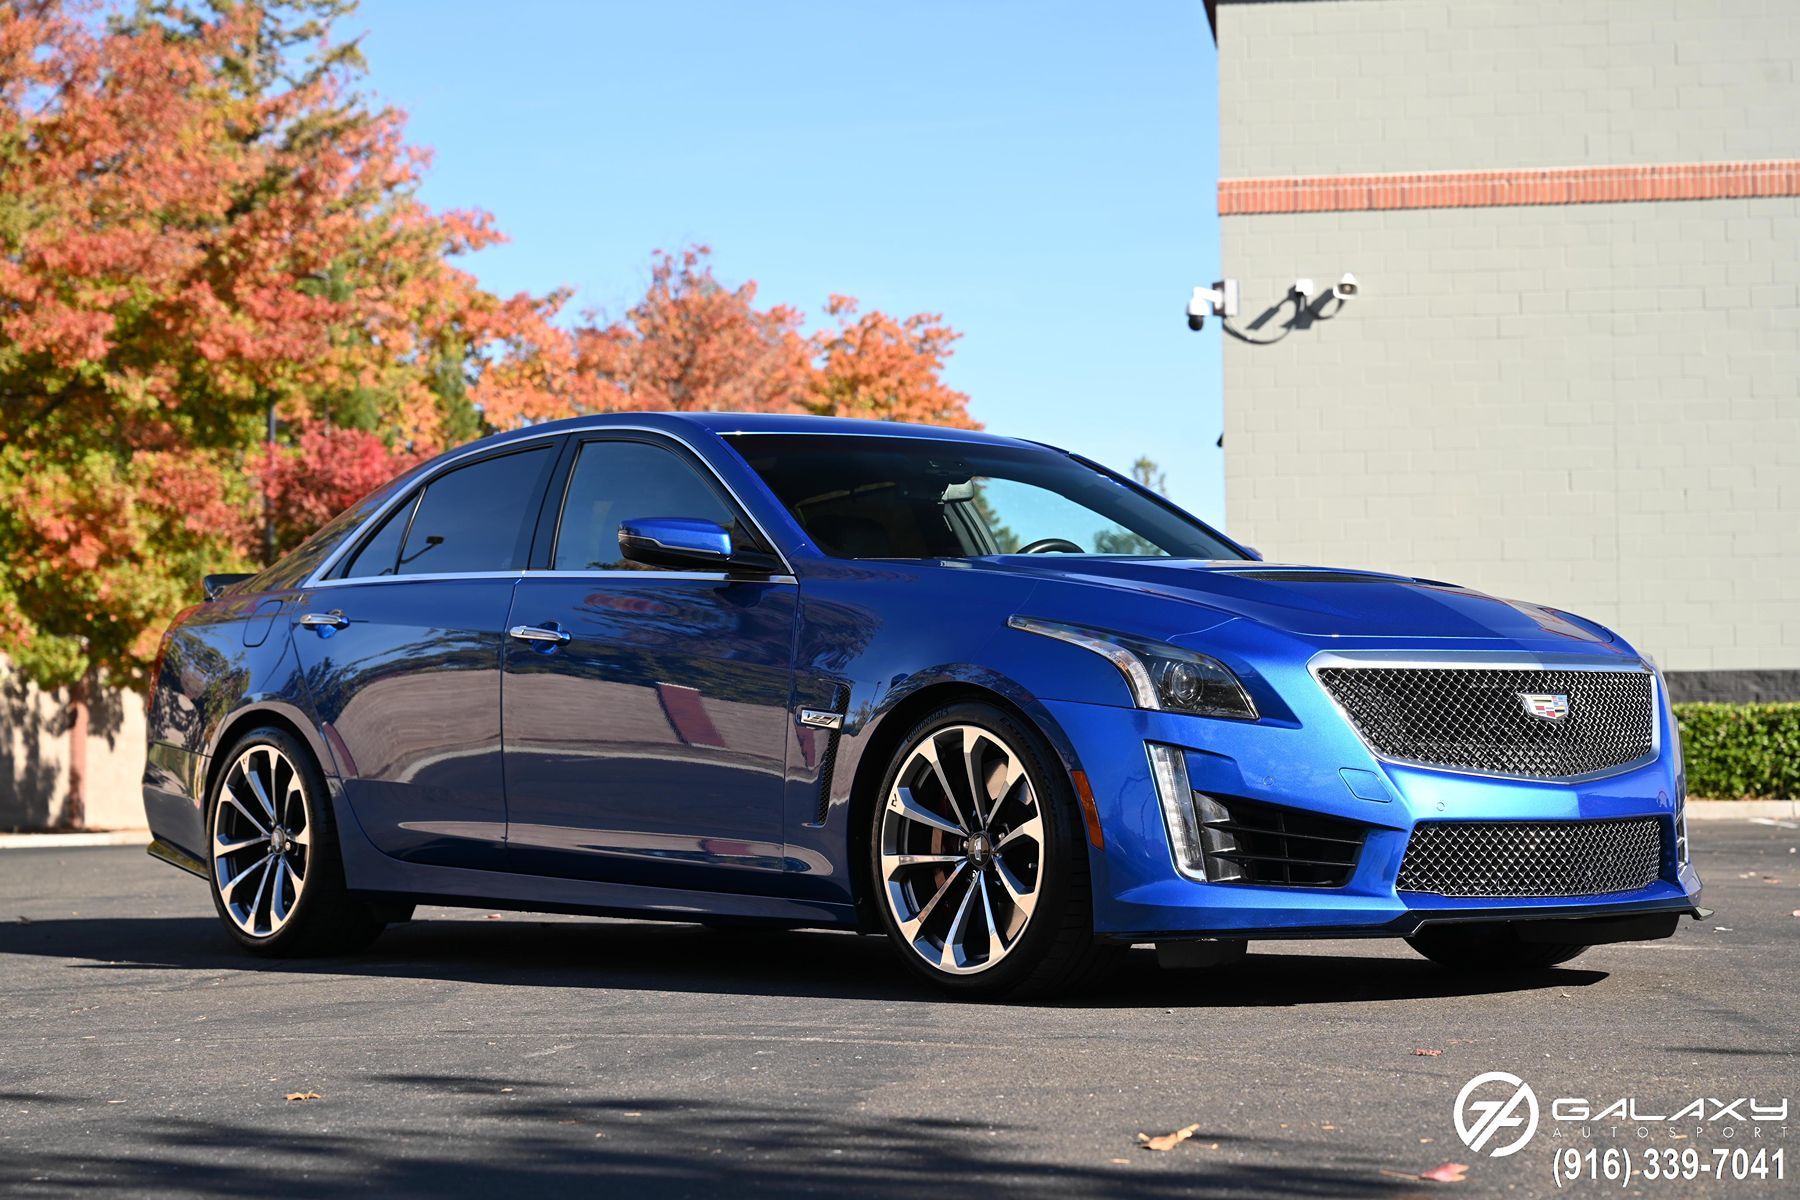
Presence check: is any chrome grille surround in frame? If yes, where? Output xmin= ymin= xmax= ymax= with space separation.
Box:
xmin=1311 ymin=654 xmax=1658 ymax=781
xmin=1397 ymin=817 xmax=1665 ymax=897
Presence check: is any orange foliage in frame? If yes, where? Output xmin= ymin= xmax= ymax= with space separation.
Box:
xmin=0 ymin=0 xmax=568 ymax=686
xmin=0 ymin=3 xmax=975 ymax=692
xmin=811 ymin=295 xmax=977 ymax=429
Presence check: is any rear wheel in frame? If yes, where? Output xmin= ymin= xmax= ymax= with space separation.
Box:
xmin=1406 ymin=922 xmax=1590 ymax=971
xmin=867 ymin=702 xmax=1121 ymax=999
xmin=207 ymin=727 xmax=386 ymax=957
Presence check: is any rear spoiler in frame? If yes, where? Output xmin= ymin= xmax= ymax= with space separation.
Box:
xmin=202 ymin=572 xmax=255 ymax=601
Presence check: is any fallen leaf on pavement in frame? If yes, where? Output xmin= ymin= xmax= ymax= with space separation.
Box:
xmin=1414 ymin=1048 xmax=1443 ymax=1056
xmin=1791 ymin=910 xmax=1799 ymax=918
xmin=1138 ymin=1124 xmax=1201 ymax=1152
xmin=285 ymin=1092 xmax=322 ymax=1102
xmin=1381 ymin=1162 xmax=1469 ymax=1183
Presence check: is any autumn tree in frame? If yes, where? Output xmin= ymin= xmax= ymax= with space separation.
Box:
xmin=810 ymin=295 xmax=977 ymax=429
xmin=1131 ymin=456 xmax=1168 ymax=496
xmin=572 ymin=247 xmax=812 ymax=414
xmin=572 ymin=246 xmax=978 ymax=429
xmin=0 ymin=0 xmax=569 ymax=820
xmin=0 ymin=3 xmax=979 ymax=826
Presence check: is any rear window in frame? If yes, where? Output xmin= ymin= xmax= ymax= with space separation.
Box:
xmin=390 ymin=446 xmax=555 ymax=576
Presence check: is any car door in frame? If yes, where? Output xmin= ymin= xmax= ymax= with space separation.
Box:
xmin=501 ymin=434 xmax=797 ymax=892
xmin=290 ymin=439 xmax=559 ymax=869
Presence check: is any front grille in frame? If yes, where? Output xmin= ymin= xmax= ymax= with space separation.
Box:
xmin=1192 ymin=794 xmax=1366 ymax=888
xmin=1397 ymin=818 xmax=1664 ymax=897
xmin=1317 ymin=666 xmax=1654 ymax=779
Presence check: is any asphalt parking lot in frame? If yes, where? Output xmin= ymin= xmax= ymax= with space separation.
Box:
xmin=1 ymin=822 xmax=1794 ymax=1198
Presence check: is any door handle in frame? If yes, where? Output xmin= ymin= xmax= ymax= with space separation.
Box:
xmin=299 ymin=612 xmax=350 ymax=629
xmin=508 ymin=624 xmax=571 ymax=644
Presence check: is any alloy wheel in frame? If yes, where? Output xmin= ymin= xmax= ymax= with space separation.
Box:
xmin=211 ymin=744 xmax=311 ymax=938
xmin=878 ymin=723 xmax=1044 ymax=975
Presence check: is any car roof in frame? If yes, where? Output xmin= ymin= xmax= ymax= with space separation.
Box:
xmin=472 ymin=410 xmax=1048 ymax=452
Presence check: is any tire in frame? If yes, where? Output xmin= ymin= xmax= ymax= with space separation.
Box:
xmin=206 ymin=726 xmax=387 ymax=957
xmin=1406 ymin=922 xmax=1590 ymax=971
xmin=866 ymin=701 xmax=1123 ymax=1000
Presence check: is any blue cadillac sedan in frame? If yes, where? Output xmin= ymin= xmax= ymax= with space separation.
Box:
xmin=142 ymin=413 xmax=1703 ymax=998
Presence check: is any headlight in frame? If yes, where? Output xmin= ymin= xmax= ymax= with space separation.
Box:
xmin=1007 ymin=616 xmax=1259 ymax=720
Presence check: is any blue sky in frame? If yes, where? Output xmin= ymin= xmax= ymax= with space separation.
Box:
xmin=356 ymin=1 xmax=1226 ymax=523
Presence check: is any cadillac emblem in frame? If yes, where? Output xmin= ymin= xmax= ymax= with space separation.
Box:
xmin=1519 ymin=693 xmax=1570 ymax=721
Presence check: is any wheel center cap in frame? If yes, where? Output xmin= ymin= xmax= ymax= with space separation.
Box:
xmin=270 ymin=827 xmax=289 ymax=854
xmin=964 ymin=832 xmax=993 ymax=866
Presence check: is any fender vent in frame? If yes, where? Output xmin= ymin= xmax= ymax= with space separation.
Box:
xmin=808 ymin=685 xmax=849 ymax=825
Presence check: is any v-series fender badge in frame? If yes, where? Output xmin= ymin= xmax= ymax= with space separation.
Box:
xmin=1549 ymin=1098 xmax=1789 ymax=1123
xmin=797 ymin=708 xmax=843 ymax=730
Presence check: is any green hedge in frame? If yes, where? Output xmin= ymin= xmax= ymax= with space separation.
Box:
xmin=1674 ymin=703 xmax=1800 ymax=800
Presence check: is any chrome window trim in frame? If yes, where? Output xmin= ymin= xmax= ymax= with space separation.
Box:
xmin=522 ymin=569 xmax=798 ymax=585
xmin=303 ymin=570 xmax=524 ymax=591
xmin=302 ymin=569 xmax=799 ymax=591
xmin=1306 ymin=650 xmax=1662 ymax=785
xmin=302 ymin=424 xmax=796 ymax=587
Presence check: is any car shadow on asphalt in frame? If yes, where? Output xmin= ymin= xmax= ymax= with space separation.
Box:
xmin=0 ymin=1089 xmax=1425 ymax=1199
xmin=0 ymin=914 xmax=1607 ymax=1006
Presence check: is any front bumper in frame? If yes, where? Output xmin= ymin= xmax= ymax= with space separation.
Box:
xmin=1042 ymin=697 xmax=1704 ymax=941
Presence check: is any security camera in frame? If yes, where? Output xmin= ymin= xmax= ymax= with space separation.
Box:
xmin=1185 ymin=280 xmax=1239 ymax=331
xmin=1290 ymin=278 xmax=1315 ymax=306
xmin=1332 ymin=272 xmax=1359 ymax=300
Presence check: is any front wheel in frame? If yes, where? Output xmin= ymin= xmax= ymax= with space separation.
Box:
xmin=1406 ymin=922 xmax=1590 ymax=971
xmin=207 ymin=726 xmax=386 ymax=957
xmin=867 ymin=702 xmax=1122 ymax=1000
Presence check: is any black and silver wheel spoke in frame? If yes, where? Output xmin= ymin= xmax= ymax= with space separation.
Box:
xmin=213 ymin=744 xmax=309 ymax=939
xmin=880 ymin=723 xmax=1044 ymax=976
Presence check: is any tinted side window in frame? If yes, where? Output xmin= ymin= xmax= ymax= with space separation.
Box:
xmin=339 ymin=493 xmax=419 ymax=579
xmin=395 ymin=446 xmax=554 ymax=576
xmin=554 ymin=440 xmax=737 ymax=571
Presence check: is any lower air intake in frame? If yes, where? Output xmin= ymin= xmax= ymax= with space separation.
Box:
xmin=1192 ymin=795 xmax=1366 ymax=888
xmin=1397 ymin=817 xmax=1664 ymax=898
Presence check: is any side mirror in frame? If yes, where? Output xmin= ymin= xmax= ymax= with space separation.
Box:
xmin=618 ymin=518 xmax=733 ymax=569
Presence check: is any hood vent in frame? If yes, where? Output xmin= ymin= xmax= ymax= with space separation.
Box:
xmin=1222 ymin=569 xmax=1424 ymax=585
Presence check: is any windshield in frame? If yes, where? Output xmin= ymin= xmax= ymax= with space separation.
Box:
xmin=726 ymin=434 xmax=1245 ymax=560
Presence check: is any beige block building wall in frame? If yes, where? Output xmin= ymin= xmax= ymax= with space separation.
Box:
xmin=1 ymin=656 xmax=147 ymax=831
xmin=1217 ymin=0 xmax=1800 ymax=693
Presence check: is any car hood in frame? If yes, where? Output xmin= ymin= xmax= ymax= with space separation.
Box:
xmin=969 ymin=557 xmax=1617 ymax=644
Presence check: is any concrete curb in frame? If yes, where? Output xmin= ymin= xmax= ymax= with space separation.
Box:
xmin=0 ymin=829 xmax=152 ymax=849
xmin=1687 ymin=799 xmax=1799 ymax=821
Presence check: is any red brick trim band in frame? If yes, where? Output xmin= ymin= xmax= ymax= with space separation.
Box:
xmin=1218 ymin=160 xmax=1800 ymax=215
